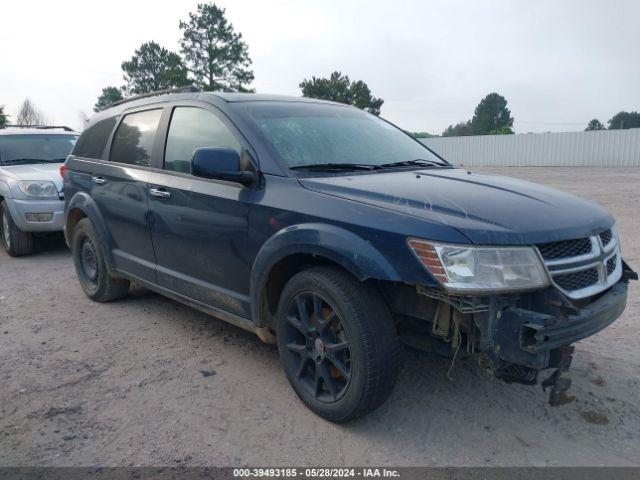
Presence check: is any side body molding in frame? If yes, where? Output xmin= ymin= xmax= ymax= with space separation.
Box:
xmin=250 ymin=223 xmax=401 ymax=326
xmin=65 ymin=191 xmax=116 ymax=269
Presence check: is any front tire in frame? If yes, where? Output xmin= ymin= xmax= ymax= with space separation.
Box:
xmin=276 ymin=267 xmax=401 ymax=422
xmin=71 ymin=218 xmax=130 ymax=302
xmin=1 ymin=201 xmax=34 ymax=257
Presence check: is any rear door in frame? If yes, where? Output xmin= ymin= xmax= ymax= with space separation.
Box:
xmin=91 ymin=107 xmax=163 ymax=282
xmin=148 ymin=103 xmax=254 ymax=317
xmin=65 ymin=116 xmax=118 ymax=222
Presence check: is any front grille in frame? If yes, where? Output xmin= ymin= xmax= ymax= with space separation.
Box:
xmin=537 ymin=227 xmax=620 ymax=299
xmin=554 ymin=268 xmax=599 ymax=291
xmin=536 ymin=237 xmax=592 ymax=260
xmin=599 ymin=229 xmax=612 ymax=247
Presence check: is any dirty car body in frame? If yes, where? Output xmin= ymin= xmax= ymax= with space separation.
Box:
xmin=63 ymin=91 xmax=636 ymax=419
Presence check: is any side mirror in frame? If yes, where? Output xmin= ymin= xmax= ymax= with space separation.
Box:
xmin=191 ymin=147 xmax=256 ymax=186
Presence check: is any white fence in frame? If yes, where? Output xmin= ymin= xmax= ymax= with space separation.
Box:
xmin=420 ymin=128 xmax=640 ymax=167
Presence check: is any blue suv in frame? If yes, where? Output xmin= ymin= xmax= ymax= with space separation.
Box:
xmin=64 ymin=89 xmax=636 ymax=422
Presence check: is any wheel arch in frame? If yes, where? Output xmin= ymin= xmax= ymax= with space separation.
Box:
xmin=250 ymin=223 xmax=400 ymax=329
xmin=0 ymin=179 xmax=11 ymax=200
xmin=0 ymin=180 xmax=13 ymax=214
xmin=66 ymin=208 xmax=87 ymax=241
xmin=65 ymin=191 xmax=115 ymax=269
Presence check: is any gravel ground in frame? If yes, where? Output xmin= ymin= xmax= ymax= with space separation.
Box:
xmin=0 ymin=167 xmax=638 ymax=467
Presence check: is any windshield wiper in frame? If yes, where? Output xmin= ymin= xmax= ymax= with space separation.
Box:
xmin=379 ymin=159 xmax=449 ymax=169
xmin=290 ymin=163 xmax=381 ymax=171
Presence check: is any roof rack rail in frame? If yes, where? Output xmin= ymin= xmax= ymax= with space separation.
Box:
xmin=105 ymin=85 xmax=201 ymax=109
xmin=0 ymin=125 xmax=75 ymax=131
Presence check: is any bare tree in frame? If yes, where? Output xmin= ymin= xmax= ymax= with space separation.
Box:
xmin=15 ymin=98 xmax=46 ymax=125
xmin=0 ymin=105 xmax=9 ymax=127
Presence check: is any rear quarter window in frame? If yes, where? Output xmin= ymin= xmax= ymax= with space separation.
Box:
xmin=72 ymin=117 xmax=117 ymax=159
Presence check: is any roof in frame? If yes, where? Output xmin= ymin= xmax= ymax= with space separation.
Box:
xmin=99 ymin=89 xmax=340 ymax=112
xmin=0 ymin=126 xmax=79 ymax=136
xmin=210 ymin=92 xmax=338 ymax=104
xmin=88 ymin=88 xmax=351 ymax=126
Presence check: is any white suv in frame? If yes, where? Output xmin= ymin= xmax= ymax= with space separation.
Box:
xmin=0 ymin=126 xmax=78 ymax=256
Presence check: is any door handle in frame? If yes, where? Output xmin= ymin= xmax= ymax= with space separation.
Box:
xmin=149 ymin=187 xmax=171 ymax=198
xmin=92 ymin=176 xmax=106 ymax=185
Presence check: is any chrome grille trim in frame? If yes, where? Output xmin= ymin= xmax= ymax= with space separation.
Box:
xmin=536 ymin=226 xmax=622 ymax=300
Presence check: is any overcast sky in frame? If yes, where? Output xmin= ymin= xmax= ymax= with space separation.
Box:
xmin=1 ymin=0 xmax=638 ymax=133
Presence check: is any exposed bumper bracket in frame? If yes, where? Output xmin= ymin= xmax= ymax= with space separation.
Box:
xmin=541 ymin=345 xmax=574 ymax=406
xmin=622 ymin=259 xmax=638 ymax=281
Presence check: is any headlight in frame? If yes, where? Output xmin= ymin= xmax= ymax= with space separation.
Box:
xmin=408 ymin=239 xmax=549 ymax=293
xmin=17 ymin=181 xmax=58 ymax=198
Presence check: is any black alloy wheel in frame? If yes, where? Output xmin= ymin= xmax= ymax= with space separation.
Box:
xmin=282 ymin=291 xmax=352 ymax=402
xmin=277 ymin=267 xmax=401 ymax=422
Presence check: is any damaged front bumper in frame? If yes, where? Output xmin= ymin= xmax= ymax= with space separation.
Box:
xmin=389 ymin=261 xmax=636 ymax=405
xmin=486 ymin=279 xmax=628 ymax=404
xmin=472 ymin=263 xmax=635 ymax=404
xmin=519 ymin=281 xmax=627 ymax=354
xmin=489 ymin=278 xmax=628 ymax=372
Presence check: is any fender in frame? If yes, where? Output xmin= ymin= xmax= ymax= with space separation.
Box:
xmin=65 ymin=191 xmax=116 ymax=270
xmin=0 ymin=179 xmax=12 ymax=200
xmin=0 ymin=180 xmax=17 ymax=220
xmin=0 ymin=181 xmax=31 ymax=228
xmin=250 ymin=222 xmax=401 ymax=326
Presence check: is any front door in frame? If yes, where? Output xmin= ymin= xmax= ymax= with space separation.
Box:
xmin=148 ymin=105 xmax=254 ymax=317
xmin=91 ymin=107 xmax=163 ymax=282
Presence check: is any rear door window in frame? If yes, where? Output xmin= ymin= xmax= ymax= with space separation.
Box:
xmin=110 ymin=109 xmax=162 ymax=166
xmin=164 ymin=107 xmax=241 ymax=173
xmin=72 ymin=117 xmax=116 ymax=159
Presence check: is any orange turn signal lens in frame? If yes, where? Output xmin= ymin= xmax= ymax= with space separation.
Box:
xmin=407 ymin=239 xmax=448 ymax=283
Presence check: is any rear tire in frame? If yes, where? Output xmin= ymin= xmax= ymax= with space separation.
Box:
xmin=71 ymin=218 xmax=130 ymax=302
xmin=276 ymin=266 xmax=401 ymax=422
xmin=1 ymin=201 xmax=34 ymax=257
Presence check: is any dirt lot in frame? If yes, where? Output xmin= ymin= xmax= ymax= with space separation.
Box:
xmin=1 ymin=167 xmax=639 ymax=467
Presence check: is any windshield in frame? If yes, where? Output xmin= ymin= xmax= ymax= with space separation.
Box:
xmin=236 ymin=102 xmax=447 ymax=170
xmin=0 ymin=134 xmax=78 ymax=165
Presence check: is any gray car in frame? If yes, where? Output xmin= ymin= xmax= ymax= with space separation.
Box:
xmin=0 ymin=126 xmax=78 ymax=256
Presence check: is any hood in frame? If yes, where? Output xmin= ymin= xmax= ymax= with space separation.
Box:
xmin=2 ymin=163 xmax=63 ymax=192
xmin=299 ymin=168 xmax=613 ymax=245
